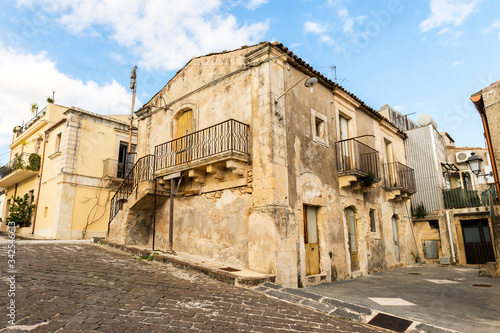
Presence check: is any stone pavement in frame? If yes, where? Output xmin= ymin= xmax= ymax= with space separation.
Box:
xmin=305 ymin=265 xmax=500 ymax=333
xmin=0 ymin=241 xmax=385 ymax=332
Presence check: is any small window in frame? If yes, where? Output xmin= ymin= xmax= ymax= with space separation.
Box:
xmin=428 ymin=220 xmax=439 ymax=229
xmin=43 ymin=207 xmax=48 ymax=218
xmin=315 ymin=117 xmax=325 ymax=139
xmin=311 ymin=109 xmax=329 ymax=146
xmin=369 ymin=209 xmax=376 ymax=232
xmin=28 ymin=190 xmax=34 ymax=205
xmin=55 ymin=133 xmax=62 ymax=152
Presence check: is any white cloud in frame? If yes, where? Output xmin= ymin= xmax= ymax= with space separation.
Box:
xmin=246 ymin=0 xmax=268 ymax=10
xmin=0 ymin=43 xmax=135 ymax=151
xmin=17 ymin=0 xmax=269 ymax=71
xmin=419 ymin=0 xmax=482 ymax=32
xmin=451 ymin=60 xmax=464 ymax=67
xmin=482 ymin=21 xmax=500 ymax=33
xmin=304 ymin=21 xmax=328 ymax=34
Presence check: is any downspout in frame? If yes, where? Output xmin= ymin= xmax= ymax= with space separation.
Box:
xmin=445 ymin=210 xmax=456 ymax=262
xmin=31 ymin=118 xmax=66 ymax=234
xmin=31 ymin=132 xmax=47 ymax=234
xmin=471 ymin=95 xmax=500 ymax=197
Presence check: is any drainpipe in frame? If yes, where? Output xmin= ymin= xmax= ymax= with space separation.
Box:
xmin=445 ymin=210 xmax=456 ymax=263
xmin=471 ymin=95 xmax=500 ymax=198
xmin=31 ymin=132 xmax=48 ymax=234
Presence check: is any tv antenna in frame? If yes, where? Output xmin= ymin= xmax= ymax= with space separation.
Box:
xmin=319 ymin=65 xmax=348 ymax=84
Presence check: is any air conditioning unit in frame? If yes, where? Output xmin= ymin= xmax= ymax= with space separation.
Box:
xmin=456 ymin=150 xmax=472 ymax=163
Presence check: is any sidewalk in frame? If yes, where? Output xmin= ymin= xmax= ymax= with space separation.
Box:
xmin=94 ymin=239 xmax=275 ymax=287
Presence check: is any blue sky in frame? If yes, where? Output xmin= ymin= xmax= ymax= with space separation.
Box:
xmin=1 ymin=0 xmax=499 ymax=165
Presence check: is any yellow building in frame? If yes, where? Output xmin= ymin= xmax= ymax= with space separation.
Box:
xmin=0 ymin=103 xmax=137 ymax=239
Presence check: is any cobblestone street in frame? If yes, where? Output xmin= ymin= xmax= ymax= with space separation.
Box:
xmin=0 ymin=242 xmax=383 ymax=332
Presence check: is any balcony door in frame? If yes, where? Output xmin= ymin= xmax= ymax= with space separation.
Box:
xmin=385 ymin=140 xmax=396 ymax=187
xmin=118 ymin=142 xmax=135 ymax=178
xmin=339 ymin=115 xmax=351 ymax=171
xmin=175 ymin=110 xmax=193 ymax=164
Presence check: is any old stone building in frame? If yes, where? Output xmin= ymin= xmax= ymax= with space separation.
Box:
xmin=108 ymin=42 xmax=417 ymax=287
xmin=471 ymin=81 xmax=500 ymax=274
xmin=380 ymin=106 xmax=498 ymax=272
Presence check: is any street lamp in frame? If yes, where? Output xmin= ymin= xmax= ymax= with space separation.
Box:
xmin=466 ymin=152 xmax=483 ymax=177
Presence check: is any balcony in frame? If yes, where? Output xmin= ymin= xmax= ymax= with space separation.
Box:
xmin=336 ymin=138 xmax=380 ymax=191
xmin=443 ymin=184 xmax=498 ymax=210
xmin=154 ymin=119 xmax=250 ymax=180
xmin=0 ymin=153 xmax=41 ymax=188
xmin=383 ymin=162 xmax=416 ymax=201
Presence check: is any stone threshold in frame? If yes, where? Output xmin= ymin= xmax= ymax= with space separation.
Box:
xmin=253 ymin=282 xmax=460 ymax=333
xmin=92 ymin=238 xmax=275 ymax=287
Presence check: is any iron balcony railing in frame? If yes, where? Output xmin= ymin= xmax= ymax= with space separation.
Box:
xmin=109 ymin=155 xmax=155 ymax=223
xmin=154 ymin=119 xmax=250 ymax=173
xmin=336 ymin=138 xmax=379 ymax=178
xmin=383 ymin=162 xmax=416 ymax=193
xmin=102 ymin=158 xmax=134 ymax=179
xmin=442 ymin=184 xmax=498 ymax=209
xmin=0 ymin=153 xmax=40 ymax=180
xmin=15 ymin=107 xmax=47 ymax=137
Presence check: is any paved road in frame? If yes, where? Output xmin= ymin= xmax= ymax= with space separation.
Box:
xmin=0 ymin=241 xmax=383 ymax=332
xmin=307 ymin=265 xmax=500 ymax=333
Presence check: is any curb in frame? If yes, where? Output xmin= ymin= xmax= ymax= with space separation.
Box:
xmin=92 ymin=238 xmax=275 ymax=287
xmin=253 ymin=282 xmax=459 ymax=333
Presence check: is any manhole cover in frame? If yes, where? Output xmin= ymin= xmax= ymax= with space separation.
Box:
xmin=368 ymin=313 xmax=412 ymax=332
xmin=408 ymin=273 xmax=422 ymax=275
xmin=220 ymin=267 xmax=241 ymax=272
xmin=472 ymin=284 xmax=492 ymax=287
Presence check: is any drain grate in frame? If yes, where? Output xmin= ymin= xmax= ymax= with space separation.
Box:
xmin=368 ymin=313 xmax=412 ymax=332
xmin=408 ymin=273 xmax=422 ymax=275
xmin=220 ymin=267 xmax=241 ymax=272
xmin=472 ymin=284 xmax=492 ymax=287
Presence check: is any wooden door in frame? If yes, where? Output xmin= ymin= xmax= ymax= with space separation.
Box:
xmin=304 ymin=205 xmax=320 ymax=275
xmin=462 ymin=219 xmax=495 ymax=264
xmin=345 ymin=208 xmax=358 ymax=271
xmin=175 ymin=110 xmax=193 ymax=164
xmin=392 ymin=215 xmax=400 ymax=261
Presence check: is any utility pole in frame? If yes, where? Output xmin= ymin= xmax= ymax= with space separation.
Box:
xmin=128 ymin=66 xmax=137 ymax=154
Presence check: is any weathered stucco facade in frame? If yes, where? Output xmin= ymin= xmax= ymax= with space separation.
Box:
xmin=381 ymin=105 xmax=498 ymax=272
xmin=108 ymin=42 xmax=418 ymax=287
xmin=0 ymin=103 xmax=137 ymax=239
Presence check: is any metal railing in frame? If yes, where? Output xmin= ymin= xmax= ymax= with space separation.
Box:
xmin=0 ymin=153 xmax=40 ymax=180
xmin=155 ymin=119 xmax=250 ymax=172
xmin=109 ymin=155 xmax=155 ymax=222
xmin=102 ymin=158 xmax=134 ymax=179
xmin=336 ymin=138 xmax=379 ymax=178
xmin=442 ymin=184 xmax=498 ymax=209
xmin=383 ymin=162 xmax=416 ymax=192
xmin=15 ymin=107 xmax=47 ymax=137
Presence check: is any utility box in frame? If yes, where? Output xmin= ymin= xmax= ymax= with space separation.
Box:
xmin=439 ymin=257 xmax=451 ymax=265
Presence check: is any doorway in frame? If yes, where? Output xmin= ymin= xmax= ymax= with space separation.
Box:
xmin=392 ymin=215 xmax=400 ymax=262
xmin=345 ymin=207 xmax=359 ymax=271
xmin=175 ymin=110 xmax=193 ymax=164
xmin=461 ymin=219 xmax=495 ymax=264
xmin=304 ymin=205 xmax=320 ymax=275
xmin=117 ymin=142 xmax=135 ymax=178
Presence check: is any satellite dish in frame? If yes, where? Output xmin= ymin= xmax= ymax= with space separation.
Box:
xmin=304 ymin=77 xmax=318 ymax=87
xmin=304 ymin=77 xmax=318 ymax=93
